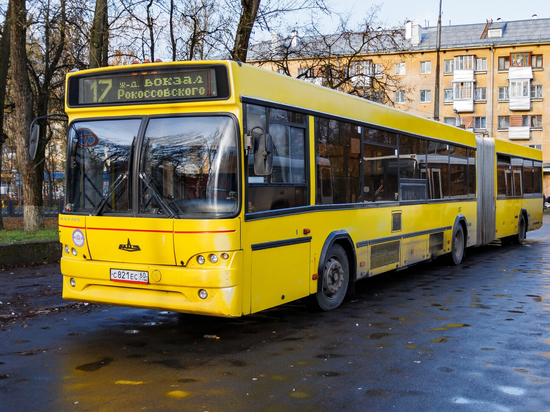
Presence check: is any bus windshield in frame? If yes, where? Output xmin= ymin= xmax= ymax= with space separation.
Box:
xmin=66 ymin=116 xmax=239 ymax=218
xmin=66 ymin=118 xmax=140 ymax=214
xmin=139 ymin=116 xmax=239 ymax=218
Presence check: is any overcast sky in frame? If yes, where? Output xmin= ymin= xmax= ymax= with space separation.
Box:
xmin=300 ymin=0 xmax=550 ymax=30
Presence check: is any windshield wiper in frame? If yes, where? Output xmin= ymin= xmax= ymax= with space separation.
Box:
xmin=139 ymin=172 xmax=179 ymax=218
xmin=92 ymin=172 xmax=129 ymax=216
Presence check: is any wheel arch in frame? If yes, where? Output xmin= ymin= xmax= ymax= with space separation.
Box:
xmin=317 ymin=230 xmax=357 ymax=289
xmin=453 ymin=214 xmax=468 ymax=248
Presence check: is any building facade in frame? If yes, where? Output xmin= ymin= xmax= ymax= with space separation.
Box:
xmin=253 ymin=17 xmax=550 ymax=193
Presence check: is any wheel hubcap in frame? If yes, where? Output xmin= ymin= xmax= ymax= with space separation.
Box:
xmin=324 ymin=257 xmax=344 ymax=297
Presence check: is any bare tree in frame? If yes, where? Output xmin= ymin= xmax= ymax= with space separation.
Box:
xmin=229 ymin=0 xmax=330 ymax=62
xmin=89 ymin=0 xmax=109 ymax=68
xmin=0 ymin=0 xmax=11 ymax=229
xmin=250 ymin=11 xmax=410 ymax=105
xmin=10 ymin=0 xmax=40 ymax=230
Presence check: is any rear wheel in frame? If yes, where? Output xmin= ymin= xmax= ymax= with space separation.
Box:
xmin=512 ymin=215 xmax=526 ymax=245
xmin=307 ymin=244 xmax=349 ymax=311
xmin=450 ymin=224 xmax=465 ymax=265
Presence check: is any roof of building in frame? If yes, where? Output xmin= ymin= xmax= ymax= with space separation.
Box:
xmin=416 ymin=17 xmax=550 ymax=50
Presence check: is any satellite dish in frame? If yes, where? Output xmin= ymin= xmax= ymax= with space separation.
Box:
xmin=29 ymin=124 xmax=40 ymax=160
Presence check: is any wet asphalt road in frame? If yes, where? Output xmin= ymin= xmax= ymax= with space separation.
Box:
xmin=1 ymin=217 xmax=550 ymax=412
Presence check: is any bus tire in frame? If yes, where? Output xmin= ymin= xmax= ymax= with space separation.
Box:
xmin=307 ymin=244 xmax=349 ymax=311
xmin=450 ymin=224 xmax=465 ymax=266
xmin=512 ymin=215 xmax=526 ymax=245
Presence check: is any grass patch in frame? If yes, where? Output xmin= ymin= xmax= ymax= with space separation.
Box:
xmin=0 ymin=228 xmax=59 ymax=244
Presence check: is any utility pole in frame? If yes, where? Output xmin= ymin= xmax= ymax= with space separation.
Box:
xmin=434 ymin=0 xmax=443 ymax=121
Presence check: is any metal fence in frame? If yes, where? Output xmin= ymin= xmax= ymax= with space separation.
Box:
xmin=1 ymin=200 xmax=62 ymax=216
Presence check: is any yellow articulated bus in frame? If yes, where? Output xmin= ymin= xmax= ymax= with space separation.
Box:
xmin=56 ymin=60 xmax=543 ymax=317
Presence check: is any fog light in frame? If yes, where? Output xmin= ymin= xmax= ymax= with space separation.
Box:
xmin=197 ymin=255 xmax=205 ymax=265
xmin=198 ymin=289 xmax=208 ymax=299
xmin=71 ymin=248 xmax=78 ymax=256
xmin=65 ymin=245 xmax=70 ymax=254
xmin=70 ymin=278 xmax=76 ymax=287
xmin=221 ymin=253 xmax=229 ymax=260
xmin=209 ymin=254 xmax=218 ymax=264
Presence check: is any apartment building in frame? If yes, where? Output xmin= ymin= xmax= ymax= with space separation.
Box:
xmin=252 ymin=17 xmax=550 ymax=193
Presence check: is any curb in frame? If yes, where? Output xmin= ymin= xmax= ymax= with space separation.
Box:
xmin=0 ymin=239 xmax=61 ymax=267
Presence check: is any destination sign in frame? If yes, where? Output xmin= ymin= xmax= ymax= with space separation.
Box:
xmin=68 ymin=65 xmax=230 ymax=107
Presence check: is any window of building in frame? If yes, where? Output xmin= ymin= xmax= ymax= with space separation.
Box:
xmin=420 ymin=61 xmax=431 ymax=74
xmin=474 ymin=117 xmax=486 ymax=129
xmin=498 ymin=86 xmax=509 ymax=101
xmin=476 ymin=58 xmax=487 ymax=72
xmin=454 ymin=55 xmax=475 ymax=70
xmin=511 ymin=52 xmax=530 ymax=67
xmin=394 ymin=62 xmax=406 ymax=76
xmin=510 ymin=80 xmax=530 ymax=98
xmin=532 ymin=54 xmax=543 ymax=69
xmin=420 ymin=90 xmax=432 ymax=103
xmin=475 ymin=87 xmax=487 ymax=101
xmin=531 ymin=84 xmax=543 ymax=99
xmin=395 ymin=91 xmax=405 ymax=104
xmin=297 ymin=67 xmax=315 ymax=78
xmin=444 ymin=89 xmax=453 ymax=102
xmin=523 ymin=115 xmax=542 ymax=128
xmin=528 ymin=144 xmax=542 ymax=150
xmin=454 ymin=82 xmax=473 ymax=99
xmin=498 ymin=116 xmax=510 ymax=129
xmin=444 ymin=60 xmax=454 ymax=74
xmin=374 ymin=63 xmax=384 ymax=78
xmin=498 ymin=56 xmax=510 ymax=71
xmin=443 ymin=117 xmax=456 ymax=126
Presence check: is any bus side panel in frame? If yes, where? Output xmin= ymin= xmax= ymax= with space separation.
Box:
xmin=244 ymin=215 xmax=312 ymax=314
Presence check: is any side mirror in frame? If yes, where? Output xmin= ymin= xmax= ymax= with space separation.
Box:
xmin=251 ymin=127 xmax=273 ymax=176
xmin=29 ymin=124 xmax=40 ymax=160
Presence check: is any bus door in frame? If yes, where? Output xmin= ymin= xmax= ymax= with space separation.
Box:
xmin=244 ymin=104 xmax=311 ymax=313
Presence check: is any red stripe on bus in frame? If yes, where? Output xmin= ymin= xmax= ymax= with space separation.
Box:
xmin=175 ymin=230 xmax=236 ymax=234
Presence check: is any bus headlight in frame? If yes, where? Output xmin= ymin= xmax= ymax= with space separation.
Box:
xmin=209 ymin=254 xmax=218 ymax=264
xmin=197 ymin=255 xmax=205 ymax=265
xmin=65 ymin=245 xmax=70 ymax=254
xmin=71 ymin=248 xmax=78 ymax=256
xmin=70 ymin=278 xmax=76 ymax=287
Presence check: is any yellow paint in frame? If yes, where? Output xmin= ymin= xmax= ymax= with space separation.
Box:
xmin=446 ymin=323 xmax=470 ymax=328
xmin=539 ymin=353 xmax=550 ymax=358
xmin=166 ymin=390 xmax=190 ymax=399
xmin=115 ymin=380 xmax=144 ymax=385
xmin=430 ymin=327 xmax=448 ymax=331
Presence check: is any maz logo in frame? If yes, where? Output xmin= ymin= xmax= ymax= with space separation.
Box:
xmin=119 ymin=239 xmax=141 ymax=252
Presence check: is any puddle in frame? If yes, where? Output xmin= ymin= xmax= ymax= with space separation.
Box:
xmin=499 ymin=386 xmax=525 ymax=396
xmin=445 ymin=323 xmax=470 ymax=328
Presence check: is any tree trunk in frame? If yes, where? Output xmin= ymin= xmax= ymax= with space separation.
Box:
xmin=0 ymin=0 xmax=11 ymax=230
xmin=10 ymin=0 xmax=43 ymax=231
xmin=89 ymin=0 xmax=109 ymax=68
xmin=232 ymin=0 xmax=260 ymax=62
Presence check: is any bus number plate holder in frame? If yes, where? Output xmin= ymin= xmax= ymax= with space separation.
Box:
xmin=110 ymin=269 xmax=149 ymax=285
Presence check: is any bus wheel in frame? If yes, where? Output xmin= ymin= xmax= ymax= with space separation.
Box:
xmin=513 ymin=215 xmax=526 ymax=245
xmin=450 ymin=224 xmax=465 ymax=266
xmin=308 ymin=244 xmax=349 ymax=311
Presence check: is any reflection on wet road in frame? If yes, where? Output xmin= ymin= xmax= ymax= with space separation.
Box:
xmin=2 ymin=220 xmax=550 ymax=411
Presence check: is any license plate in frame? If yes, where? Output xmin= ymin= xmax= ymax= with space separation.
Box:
xmin=110 ymin=269 xmax=149 ymax=285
